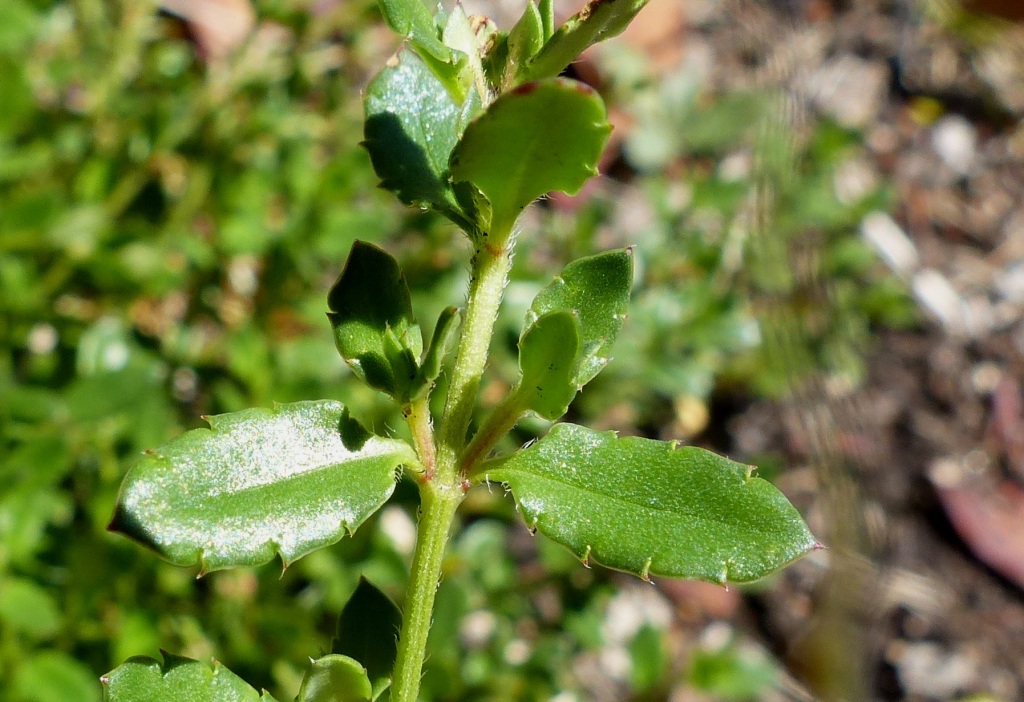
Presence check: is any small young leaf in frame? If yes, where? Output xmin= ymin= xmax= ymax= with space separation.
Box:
xmin=483 ymin=423 xmax=818 ymax=583
xmin=522 ymin=0 xmax=650 ymax=83
xmin=110 ymin=401 xmax=417 ymax=573
xmin=439 ymin=4 xmax=487 ymax=103
xmin=102 ymin=652 xmax=279 ymax=701
xmin=333 ymin=578 xmax=403 ymax=699
xmin=328 ymin=241 xmax=421 ymax=399
xmin=449 ymin=78 xmax=610 ymax=232
xmin=364 ymin=49 xmax=478 ymax=234
xmin=296 ymin=655 xmax=373 ymax=702
xmin=525 ymin=249 xmax=632 ymax=387
xmin=413 ymin=305 xmax=461 ymax=397
xmin=538 ymin=0 xmax=555 ymax=42
xmin=505 ymin=1 xmax=544 ymax=88
xmin=516 ymin=310 xmax=580 ymax=420
xmin=376 ymin=0 xmax=452 ymax=64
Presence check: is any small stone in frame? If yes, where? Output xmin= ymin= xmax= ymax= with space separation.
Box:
xmin=861 ymin=211 xmax=920 ymax=275
xmin=912 ymin=268 xmax=967 ymax=335
xmin=932 ymin=115 xmax=977 ymax=176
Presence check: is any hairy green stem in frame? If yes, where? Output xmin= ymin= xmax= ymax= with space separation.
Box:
xmin=390 ymin=224 xmax=517 ymax=702
xmin=389 ymin=482 xmax=461 ymax=702
xmin=459 ymin=388 xmax=527 ymax=478
xmin=435 ymin=226 xmax=515 ymax=484
xmin=404 ymin=396 xmax=437 ymax=480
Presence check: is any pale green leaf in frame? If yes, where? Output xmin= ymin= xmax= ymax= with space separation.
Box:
xmin=296 ymin=655 xmax=372 ymax=702
xmin=110 ymin=401 xmax=416 ymax=573
xmin=484 ymin=424 xmax=819 ymax=583
xmin=102 ymin=653 xmax=279 ymax=702
xmin=450 ymin=78 xmax=610 ymax=230
xmin=522 ymin=0 xmax=650 ymax=83
xmin=376 ymin=0 xmax=451 ymax=63
xmin=505 ymin=1 xmax=544 ymax=88
xmin=413 ymin=305 xmax=461 ymax=398
xmin=525 ymin=249 xmax=632 ymax=387
xmin=517 ymin=311 xmax=580 ymax=420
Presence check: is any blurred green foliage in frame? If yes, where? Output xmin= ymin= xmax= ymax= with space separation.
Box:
xmin=0 ymin=1 xmax=913 ymax=700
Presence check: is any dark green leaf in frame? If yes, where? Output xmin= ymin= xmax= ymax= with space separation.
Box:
xmin=525 ymin=249 xmax=632 ymax=386
xmin=484 ymin=423 xmax=818 ymax=583
xmin=102 ymin=653 xmax=279 ymax=702
xmin=296 ymin=655 xmax=373 ymax=702
xmin=364 ymin=49 xmax=477 ymax=233
xmin=333 ymin=578 xmax=402 ymax=699
xmin=328 ymin=240 xmax=421 ymax=399
xmin=450 ymin=78 xmax=610 ymax=230
xmin=110 ymin=401 xmax=417 ymax=573
xmin=516 ymin=311 xmax=580 ymax=421
xmin=376 ymin=0 xmax=451 ymax=63
xmin=522 ymin=0 xmax=650 ymax=83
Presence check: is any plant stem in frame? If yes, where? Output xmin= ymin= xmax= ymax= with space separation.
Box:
xmin=389 ymin=481 xmax=461 ymax=702
xmin=391 ymin=224 xmax=517 ymax=701
xmin=405 ymin=396 xmax=437 ymax=480
xmin=459 ymin=388 xmax=526 ymax=477
xmin=435 ymin=225 xmax=515 ymax=484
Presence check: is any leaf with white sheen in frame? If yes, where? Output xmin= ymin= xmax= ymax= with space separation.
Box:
xmin=102 ymin=652 xmax=279 ymax=702
xmin=364 ymin=48 xmax=478 ymax=234
xmin=484 ymin=424 xmax=819 ymax=583
xmin=524 ymin=249 xmax=632 ymax=387
xmin=449 ymin=78 xmax=610 ymax=230
xmin=521 ymin=0 xmax=650 ymax=83
xmin=296 ymin=656 xmax=372 ymax=702
xmin=110 ymin=401 xmax=416 ymax=573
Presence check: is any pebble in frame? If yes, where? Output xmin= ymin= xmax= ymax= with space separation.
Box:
xmin=861 ymin=211 xmax=920 ymax=276
xmin=889 ymin=641 xmax=977 ymax=699
xmin=932 ymin=115 xmax=977 ymax=176
xmin=913 ymin=268 xmax=968 ymax=335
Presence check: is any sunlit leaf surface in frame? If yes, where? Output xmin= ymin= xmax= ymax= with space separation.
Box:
xmin=485 ymin=423 xmax=818 ymax=583
xmin=111 ymin=401 xmax=416 ymax=573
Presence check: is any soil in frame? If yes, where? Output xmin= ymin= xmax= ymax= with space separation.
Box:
xmin=652 ymin=1 xmax=1024 ymax=700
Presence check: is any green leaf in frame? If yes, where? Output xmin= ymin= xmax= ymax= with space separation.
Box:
xmin=102 ymin=652 xmax=279 ymax=702
xmin=332 ymin=578 xmax=402 ymax=699
xmin=483 ymin=424 xmax=818 ymax=583
xmin=449 ymin=78 xmax=610 ymax=231
xmin=296 ymin=655 xmax=373 ymax=702
xmin=516 ymin=311 xmax=580 ymax=421
xmin=0 ymin=577 xmax=61 ymax=641
xmin=376 ymin=0 xmax=451 ymax=63
xmin=363 ymin=49 xmax=477 ymax=233
xmin=505 ymin=1 xmax=544 ymax=88
xmin=522 ymin=0 xmax=650 ymax=83
xmin=328 ymin=241 xmax=422 ymax=399
xmin=438 ymin=4 xmax=487 ymax=103
xmin=538 ymin=0 xmax=555 ymax=42
xmin=525 ymin=249 xmax=632 ymax=387
xmin=413 ymin=305 xmax=461 ymax=397
xmin=110 ymin=401 xmax=417 ymax=573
